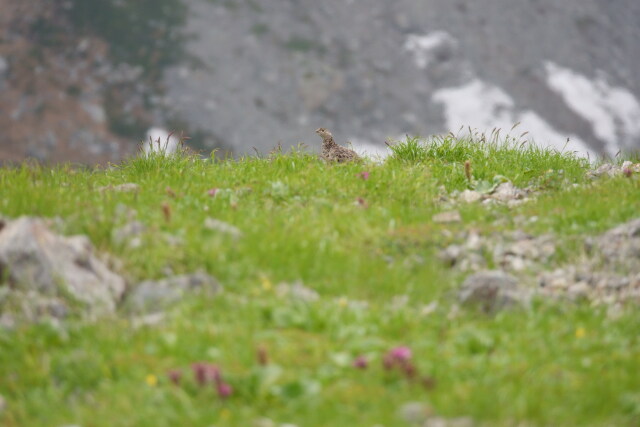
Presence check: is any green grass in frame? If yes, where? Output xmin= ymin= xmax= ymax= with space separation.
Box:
xmin=1 ymin=137 xmax=639 ymax=426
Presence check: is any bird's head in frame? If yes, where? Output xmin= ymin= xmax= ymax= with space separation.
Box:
xmin=315 ymin=128 xmax=332 ymax=139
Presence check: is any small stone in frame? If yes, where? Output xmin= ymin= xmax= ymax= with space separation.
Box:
xmin=130 ymin=312 xmax=165 ymax=329
xmin=0 ymin=393 xmax=5 ymax=413
xmin=397 ymin=401 xmax=432 ymax=424
xmin=432 ymin=210 xmax=462 ymax=223
xmin=253 ymin=418 xmax=275 ymax=427
xmin=97 ymin=183 xmax=140 ymax=193
xmin=424 ymin=416 xmax=474 ymax=427
xmin=439 ymin=245 xmax=462 ymax=267
xmin=204 ymin=217 xmax=243 ymax=239
xmin=126 ymin=272 xmax=221 ymax=313
xmin=459 ymin=253 xmax=487 ymax=272
xmin=420 ymin=301 xmax=438 ymax=316
xmin=112 ymin=221 xmax=146 ymax=246
xmin=390 ymin=294 xmax=409 ymax=310
xmin=458 ymin=270 xmax=525 ymax=312
xmin=0 ymin=314 xmax=15 ymax=330
xmin=567 ymin=282 xmax=590 ymax=299
xmin=459 ymin=190 xmax=482 ymax=203
xmin=465 ymin=231 xmax=483 ymax=251
xmin=491 ymin=182 xmax=525 ymax=202
xmin=275 ymin=281 xmax=319 ymax=302
xmin=591 ymin=163 xmax=614 ymax=178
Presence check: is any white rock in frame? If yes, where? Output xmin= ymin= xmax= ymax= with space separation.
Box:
xmin=459 ymin=190 xmax=482 ymax=203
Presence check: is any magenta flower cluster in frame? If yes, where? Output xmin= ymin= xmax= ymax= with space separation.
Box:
xmin=166 ymin=362 xmax=233 ymax=398
xmin=353 ymin=346 xmax=435 ymax=389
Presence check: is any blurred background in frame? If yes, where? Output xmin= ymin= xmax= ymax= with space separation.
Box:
xmin=1 ymin=0 xmax=639 ymax=164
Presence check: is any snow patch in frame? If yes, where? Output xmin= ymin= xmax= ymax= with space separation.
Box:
xmin=433 ymin=79 xmax=593 ymax=157
xmin=143 ymin=127 xmax=179 ymax=155
xmin=404 ymin=32 xmax=457 ymax=70
xmin=545 ymin=62 xmax=640 ymax=154
xmin=348 ymin=138 xmax=390 ymax=161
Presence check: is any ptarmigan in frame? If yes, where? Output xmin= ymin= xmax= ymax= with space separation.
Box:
xmin=316 ymin=128 xmax=361 ymax=163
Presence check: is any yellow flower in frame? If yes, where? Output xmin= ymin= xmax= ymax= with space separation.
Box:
xmin=260 ymin=275 xmax=272 ymax=291
xmin=575 ymin=327 xmax=586 ymax=339
xmin=337 ymin=297 xmax=348 ymax=307
xmin=220 ymin=408 xmax=231 ymax=420
xmin=145 ymin=374 xmax=158 ymax=387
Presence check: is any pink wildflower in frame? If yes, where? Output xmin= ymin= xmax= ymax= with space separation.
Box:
xmin=389 ymin=346 xmax=412 ymax=362
xmin=191 ymin=362 xmax=219 ymax=386
xmin=353 ymin=355 xmax=368 ymax=369
xmin=207 ymin=188 xmax=218 ymax=197
xmin=383 ymin=346 xmax=413 ymax=371
xmin=167 ymin=369 xmax=182 ymax=386
xmin=358 ymin=171 xmax=370 ymax=180
xmin=383 ymin=353 xmax=395 ymax=370
xmin=401 ymin=361 xmax=418 ymax=379
xmin=216 ymin=382 xmax=233 ymax=398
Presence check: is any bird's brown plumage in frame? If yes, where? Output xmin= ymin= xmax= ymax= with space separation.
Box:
xmin=315 ymin=128 xmax=361 ymax=163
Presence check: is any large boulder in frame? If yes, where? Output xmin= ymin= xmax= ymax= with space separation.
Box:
xmin=0 ymin=217 xmax=125 ymax=314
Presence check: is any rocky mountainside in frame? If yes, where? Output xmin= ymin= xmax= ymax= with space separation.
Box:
xmin=2 ymin=0 xmax=639 ymax=163
xmin=0 ymin=0 xmax=188 ymax=164
xmin=164 ymin=0 xmax=640 ymax=157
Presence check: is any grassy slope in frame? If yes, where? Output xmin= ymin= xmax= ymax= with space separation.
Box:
xmin=1 ymin=136 xmax=639 ymax=426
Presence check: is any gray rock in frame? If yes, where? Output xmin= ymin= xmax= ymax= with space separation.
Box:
xmin=398 ymin=401 xmax=432 ymax=424
xmin=596 ymin=218 xmax=640 ymax=269
xmin=538 ymin=266 xmax=640 ymax=305
xmin=439 ymin=244 xmax=463 ymax=267
xmin=252 ymin=418 xmax=276 ymax=427
xmin=458 ymin=190 xmax=482 ymax=204
xmin=0 ymin=314 xmax=15 ymax=330
xmin=130 ymin=312 xmax=165 ymax=329
xmin=491 ymin=182 xmax=526 ymax=203
xmin=424 ymin=416 xmax=474 ymax=427
xmin=96 ymin=183 xmax=140 ymax=193
xmin=275 ymin=281 xmax=319 ymax=303
xmin=126 ymin=272 xmax=221 ymax=313
xmin=204 ymin=217 xmax=243 ymax=239
xmin=112 ymin=221 xmax=146 ymax=248
xmin=458 ymin=270 xmax=526 ymax=312
xmin=440 ymin=230 xmax=553 ymax=273
xmin=493 ymin=234 xmax=555 ymax=272
xmin=0 ymin=217 xmax=125 ymax=314
xmin=587 ymin=162 xmax=640 ymax=179
xmin=14 ymin=291 xmax=69 ymax=320
xmin=432 ymin=210 xmax=462 ymax=224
